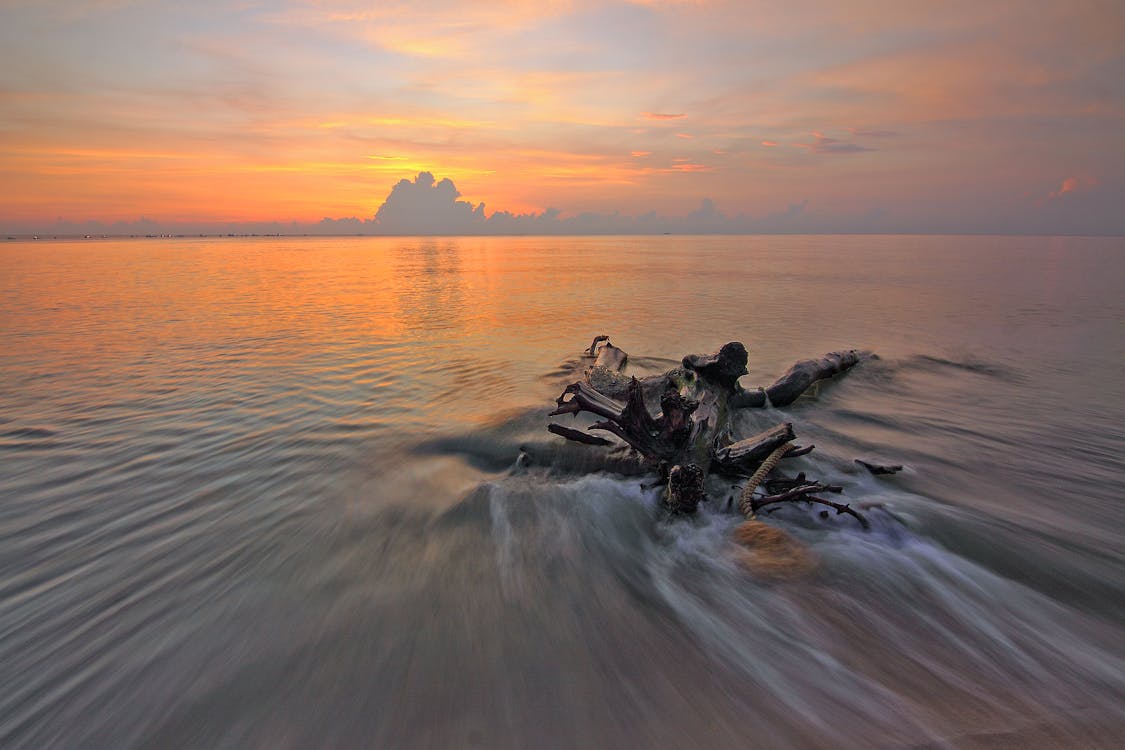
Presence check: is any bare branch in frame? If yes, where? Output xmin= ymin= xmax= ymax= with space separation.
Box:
xmin=749 ymin=485 xmax=870 ymax=529
xmin=547 ymin=423 xmax=613 ymax=446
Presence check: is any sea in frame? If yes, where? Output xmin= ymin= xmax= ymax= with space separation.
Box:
xmin=1 ymin=234 xmax=1123 ymax=748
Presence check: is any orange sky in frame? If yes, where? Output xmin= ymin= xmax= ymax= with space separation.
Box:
xmin=1 ymin=0 xmax=1123 ymax=234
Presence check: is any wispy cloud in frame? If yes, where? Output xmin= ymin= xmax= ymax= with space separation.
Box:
xmin=1 ymin=0 xmax=1123 ymax=233
xmin=796 ymin=132 xmax=873 ymax=154
xmin=848 ymin=128 xmax=900 ymax=138
xmin=1049 ymin=176 xmax=1080 ymax=199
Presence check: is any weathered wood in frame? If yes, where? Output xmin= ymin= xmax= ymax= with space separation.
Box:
xmin=713 ymin=422 xmax=796 ymax=474
xmin=597 ymin=376 xmax=663 ymax=456
xmin=749 ymin=484 xmax=870 ymax=529
xmin=856 ymin=459 xmax=903 ymax=475
xmin=682 ymin=341 xmax=749 ymax=389
xmin=657 ymin=387 xmax=698 ymax=447
xmin=548 ymin=338 xmax=867 ymax=524
xmin=765 ymin=474 xmax=843 ymax=494
xmin=594 ymin=342 xmax=628 ymax=371
xmin=547 ymin=423 xmax=613 ymax=446
xmin=733 ymin=350 xmax=862 ymax=408
xmin=585 ymin=334 xmax=610 ymax=355
xmin=551 ymin=381 xmax=626 ymax=422
xmin=665 ymin=463 xmax=705 ymax=515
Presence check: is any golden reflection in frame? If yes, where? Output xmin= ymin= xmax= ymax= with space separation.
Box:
xmin=0 ymin=237 xmax=547 ymax=377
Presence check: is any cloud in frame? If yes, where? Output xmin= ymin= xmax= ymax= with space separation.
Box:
xmin=847 ymin=128 xmax=900 ymax=138
xmin=374 ymin=171 xmax=486 ymax=234
xmin=796 ymin=132 xmax=873 ymax=154
xmin=4 ymin=1 xmax=1122 ymax=236
xmin=1047 ymin=176 xmax=1080 ymax=200
xmin=11 ymin=170 xmax=1124 ymax=238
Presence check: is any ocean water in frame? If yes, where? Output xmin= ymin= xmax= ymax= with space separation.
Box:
xmin=0 ymin=234 xmax=1123 ymax=748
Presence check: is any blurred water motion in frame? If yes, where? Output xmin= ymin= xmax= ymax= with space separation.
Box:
xmin=1 ymin=235 xmax=1123 ymax=748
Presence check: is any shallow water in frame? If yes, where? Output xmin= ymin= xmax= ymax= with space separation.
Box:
xmin=1 ymin=235 xmax=1123 ymax=748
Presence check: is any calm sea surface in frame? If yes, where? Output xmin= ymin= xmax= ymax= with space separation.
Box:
xmin=1 ymin=235 xmax=1123 ymax=748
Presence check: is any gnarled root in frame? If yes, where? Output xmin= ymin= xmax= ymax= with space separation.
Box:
xmin=664 ymin=463 xmax=705 ymax=515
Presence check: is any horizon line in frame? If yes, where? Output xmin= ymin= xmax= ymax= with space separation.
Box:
xmin=6 ymin=231 xmax=1124 ymax=241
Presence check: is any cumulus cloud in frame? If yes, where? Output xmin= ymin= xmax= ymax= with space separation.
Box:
xmin=374 ymin=171 xmax=486 ymax=234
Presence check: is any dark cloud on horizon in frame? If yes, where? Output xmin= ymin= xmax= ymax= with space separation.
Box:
xmin=10 ymin=172 xmax=1125 ymax=237
xmin=374 ymin=172 xmax=486 ymax=234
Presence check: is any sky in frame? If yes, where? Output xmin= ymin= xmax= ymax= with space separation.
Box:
xmin=1 ymin=0 xmax=1123 ymax=235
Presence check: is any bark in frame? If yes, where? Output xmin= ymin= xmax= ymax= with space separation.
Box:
xmin=713 ymin=422 xmax=796 ymax=475
xmin=682 ymin=341 xmax=749 ymax=389
xmin=666 ymin=463 xmax=706 ymax=515
xmin=585 ymin=334 xmax=610 ymax=356
xmin=732 ymin=350 xmax=862 ymax=408
xmin=584 ymin=334 xmax=629 ymax=371
xmin=547 ymin=423 xmax=613 ymax=446
xmin=594 ymin=342 xmax=628 ymax=371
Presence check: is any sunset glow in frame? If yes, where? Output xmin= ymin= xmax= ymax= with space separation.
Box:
xmin=1 ymin=0 xmax=1122 ymax=234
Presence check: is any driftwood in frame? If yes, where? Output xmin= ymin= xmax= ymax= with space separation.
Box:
xmin=713 ymin=423 xmax=796 ymax=475
xmin=731 ymin=350 xmax=862 ymax=408
xmin=856 ymin=459 xmax=903 ymax=475
xmin=586 ymin=334 xmax=629 ymax=372
xmin=748 ymin=484 xmax=870 ymax=530
xmin=549 ymin=336 xmax=868 ymax=524
xmin=547 ymin=423 xmax=613 ymax=446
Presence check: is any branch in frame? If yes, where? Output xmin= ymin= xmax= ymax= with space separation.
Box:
xmin=713 ymin=422 xmax=795 ymax=474
xmin=733 ymin=350 xmax=863 ymax=408
xmin=547 ymin=423 xmax=613 ymax=446
xmin=749 ymin=484 xmax=869 ymax=529
xmin=550 ymin=381 xmax=626 ymax=421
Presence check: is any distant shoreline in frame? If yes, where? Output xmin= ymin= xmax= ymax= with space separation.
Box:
xmin=5 ymin=231 xmax=1125 ymax=241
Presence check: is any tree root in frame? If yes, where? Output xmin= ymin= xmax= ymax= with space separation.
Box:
xmin=548 ymin=338 xmax=872 ymax=534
